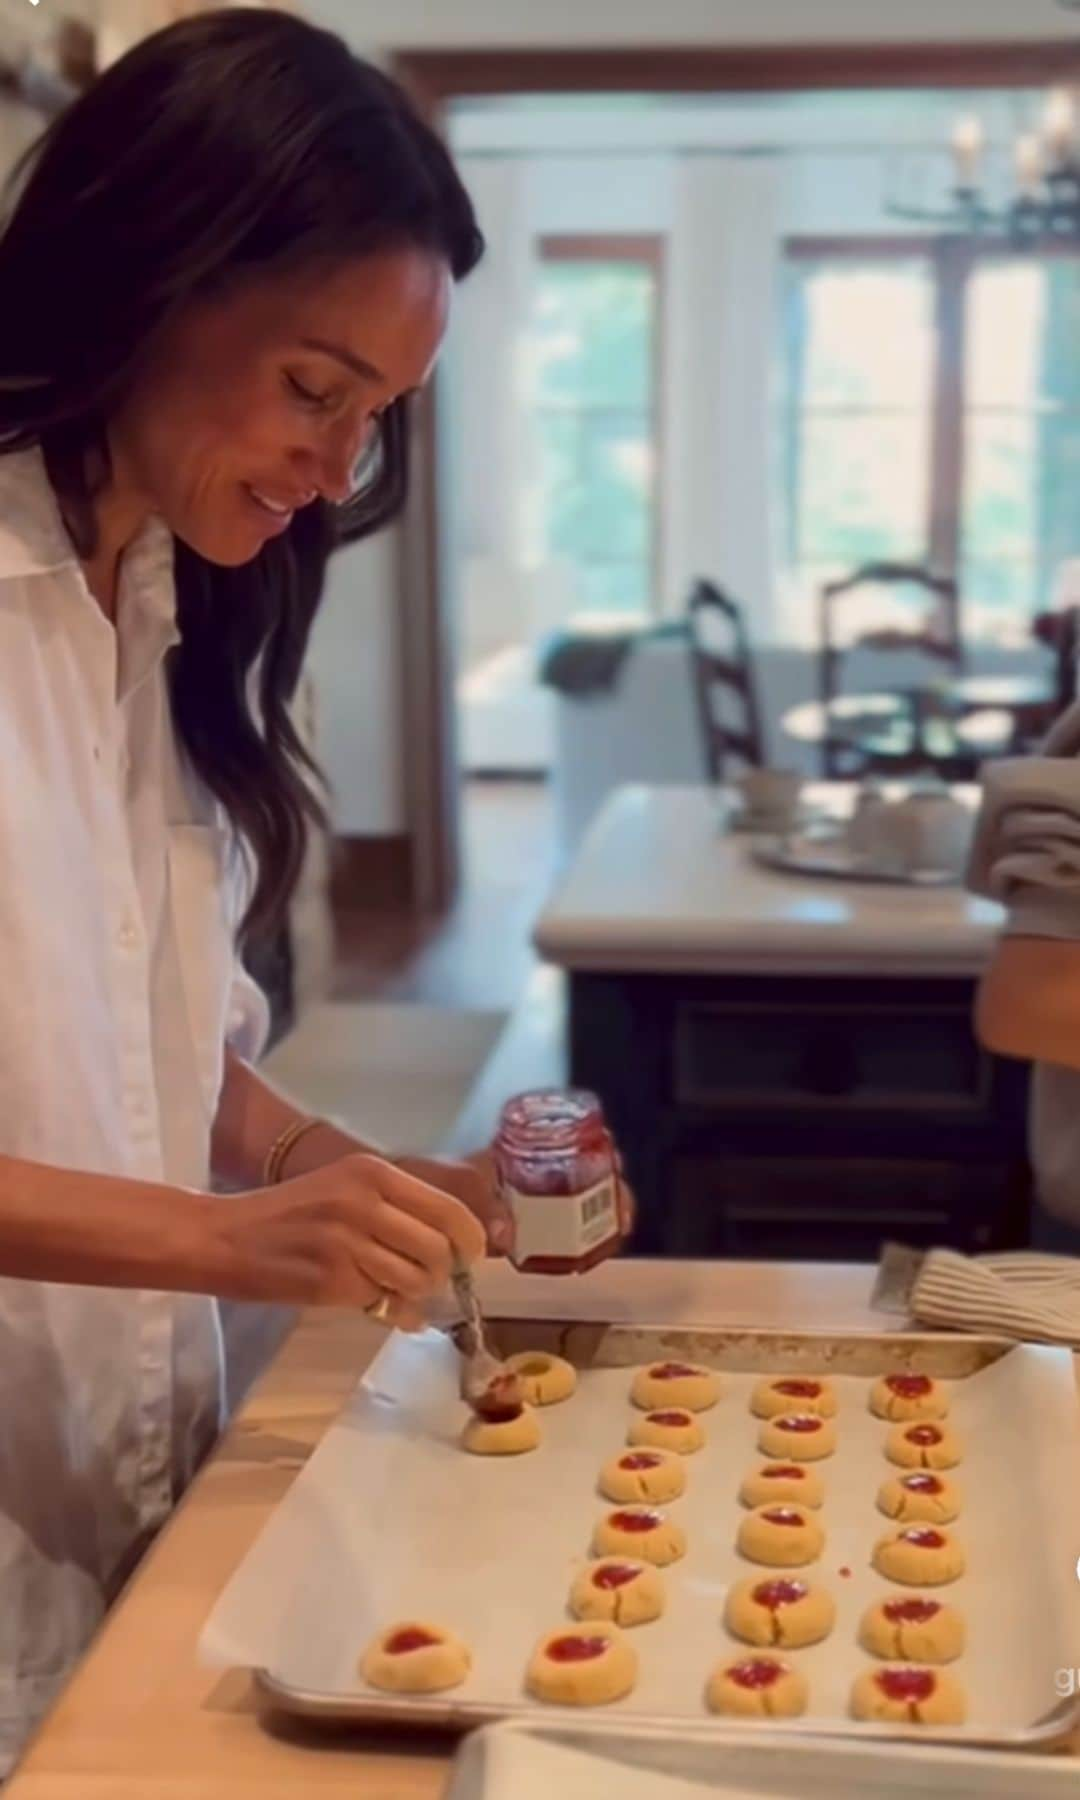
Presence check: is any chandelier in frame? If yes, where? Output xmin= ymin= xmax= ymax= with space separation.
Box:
xmin=886 ymin=86 xmax=1080 ymax=242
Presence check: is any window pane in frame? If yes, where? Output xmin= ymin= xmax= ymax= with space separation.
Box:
xmin=531 ymin=262 xmax=654 ymax=409
xmin=784 ymin=258 xmax=934 ymax=627
xmin=962 ymin=255 xmax=1080 ymax=632
xmin=797 ymin=416 xmax=929 ymax=565
xmin=577 ymin=561 xmax=650 ymax=612
xmin=800 ymin=263 xmax=934 ymax=410
xmin=962 ymin=559 xmax=1037 ymax=639
xmin=963 ymin=415 xmax=1039 ymax=562
xmin=965 ymin=263 xmax=1044 ymax=409
xmin=529 ymin=252 xmax=658 ymax=615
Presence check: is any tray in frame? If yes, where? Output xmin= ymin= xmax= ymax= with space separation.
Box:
xmin=197 ymin=1321 xmax=1080 ymax=1750
xmin=752 ymin=826 xmax=958 ymax=887
xmin=447 ymin=1719 xmax=1080 ymax=1800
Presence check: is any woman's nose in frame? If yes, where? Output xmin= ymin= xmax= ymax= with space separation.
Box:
xmin=316 ymin=418 xmax=377 ymax=503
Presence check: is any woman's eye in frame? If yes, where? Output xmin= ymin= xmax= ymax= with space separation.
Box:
xmin=285 ymin=372 xmax=334 ymax=411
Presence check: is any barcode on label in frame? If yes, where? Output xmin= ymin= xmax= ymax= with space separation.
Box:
xmin=582 ymin=1185 xmax=612 ymax=1226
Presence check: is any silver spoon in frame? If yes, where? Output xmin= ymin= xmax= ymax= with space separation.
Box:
xmin=451 ymin=1254 xmax=523 ymax=1416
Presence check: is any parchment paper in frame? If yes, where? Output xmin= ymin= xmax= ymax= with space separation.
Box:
xmin=199 ymin=1329 xmax=1080 ymax=1743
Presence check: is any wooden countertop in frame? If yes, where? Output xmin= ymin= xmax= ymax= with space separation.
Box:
xmin=4 ymin=1260 xmax=1069 ymax=1797
xmin=534 ymin=784 xmax=1003 ymax=976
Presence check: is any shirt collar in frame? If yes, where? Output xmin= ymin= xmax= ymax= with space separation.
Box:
xmin=0 ymin=444 xmax=179 ymax=637
xmin=0 ymin=446 xmax=78 ymax=578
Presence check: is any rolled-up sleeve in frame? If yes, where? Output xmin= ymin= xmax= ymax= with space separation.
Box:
xmin=968 ymin=745 xmax=1080 ymax=941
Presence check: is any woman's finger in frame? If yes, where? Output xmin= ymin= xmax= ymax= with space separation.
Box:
xmin=359 ymin=1157 xmax=487 ymax=1265
xmin=369 ymin=1197 xmax=456 ymax=1284
xmin=349 ymin=1233 xmax=443 ymax=1305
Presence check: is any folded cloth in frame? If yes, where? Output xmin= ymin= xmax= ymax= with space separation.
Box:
xmin=909 ymin=1247 xmax=1080 ymax=1347
xmin=967 ymin=741 xmax=1080 ymax=937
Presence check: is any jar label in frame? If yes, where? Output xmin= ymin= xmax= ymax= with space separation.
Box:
xmin=505 ymin=1174 xmax=619 ymax=1262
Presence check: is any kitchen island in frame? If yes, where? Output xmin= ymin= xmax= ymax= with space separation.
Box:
xmin=534 ymin=784 xmax=1029 ymax=1259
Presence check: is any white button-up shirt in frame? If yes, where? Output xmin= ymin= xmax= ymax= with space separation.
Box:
xmin=0 ymin=449 xmax=268 ymax=1768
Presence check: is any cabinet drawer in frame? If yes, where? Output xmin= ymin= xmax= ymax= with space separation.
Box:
xmin=665 ymin=1153 xmax=1021 ymax=1261
xmin=673 ymin=1000 xmax=988 ymax=1114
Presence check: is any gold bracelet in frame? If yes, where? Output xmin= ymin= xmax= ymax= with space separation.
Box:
xmin=262 ymin=1116 xmax=324 ymax=1187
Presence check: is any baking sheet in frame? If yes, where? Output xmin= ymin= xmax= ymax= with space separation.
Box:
xmin=199 ymin=1326 xmax=1080 ymax=1746
xmin=447 ymin=1720 xmax=1080 ymax=1800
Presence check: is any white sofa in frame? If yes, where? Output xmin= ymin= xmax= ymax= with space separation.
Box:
xmin=550 ymin=633 xmax=704 ymax=856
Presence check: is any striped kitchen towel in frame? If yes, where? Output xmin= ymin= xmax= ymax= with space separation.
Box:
xmin=910 ymin=1248 xmax=1080 ymax=1347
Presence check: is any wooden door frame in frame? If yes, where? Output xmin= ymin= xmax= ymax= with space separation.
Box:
xmin=391 ymin=37 xmax=1080 ymax=913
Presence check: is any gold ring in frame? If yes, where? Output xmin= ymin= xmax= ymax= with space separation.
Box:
xmin=364 ymin=1289 xmax=394 ymax=1325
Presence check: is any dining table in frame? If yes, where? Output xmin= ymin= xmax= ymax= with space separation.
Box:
xmin=781 ymin=686 xmax=1032 ymax=773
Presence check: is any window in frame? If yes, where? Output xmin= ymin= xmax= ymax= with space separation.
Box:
xmin=528 ymin=236 xmax=662 ymax=616
xmin=786 ymin=241 xmax=1080 ymax=646
xmin=963 ymin=258 xmax=1080 ymax=639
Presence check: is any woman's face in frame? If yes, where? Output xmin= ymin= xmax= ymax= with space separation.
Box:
xmin=109 ymin=246 xmax=451 ymax=564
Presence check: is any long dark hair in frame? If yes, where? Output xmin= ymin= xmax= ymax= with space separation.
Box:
xmin=0 ymin=8 xmax=483 ymax=942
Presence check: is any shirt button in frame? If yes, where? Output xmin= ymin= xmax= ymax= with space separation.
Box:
xmin=118 ymin=917 xmax=139 ymax=949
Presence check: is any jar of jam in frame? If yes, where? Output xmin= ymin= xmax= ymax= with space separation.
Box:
xmin=493 ymin=1088 xmax=622 ymax=1274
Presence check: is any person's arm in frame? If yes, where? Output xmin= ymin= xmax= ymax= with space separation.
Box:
xmin=968 ymin=742 xmax=1080 ymax=1073
xmin=0 ymin=1154 xmax=219 ymax=1291
xmin=0 ymin=1140 xmax=485 ymax=1330
xmin=211 ymin=1047 xmax=512 ymax=1249
xmin=976 ymin=937 xmax=1080 ymax=1071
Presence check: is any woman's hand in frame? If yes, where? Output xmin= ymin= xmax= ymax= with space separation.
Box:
xmin=399 ymin=1149 xmax=637 ymax=1266
xmin=210 ymin=1153 xmax=486 ymax=1330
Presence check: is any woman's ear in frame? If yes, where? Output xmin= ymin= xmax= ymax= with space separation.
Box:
xmin=976 ymin=936 xmax=1080 ymax=1071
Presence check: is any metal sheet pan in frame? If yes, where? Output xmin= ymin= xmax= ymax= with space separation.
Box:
xmin=195 ymin=1321 xmax=1080 ymax=1751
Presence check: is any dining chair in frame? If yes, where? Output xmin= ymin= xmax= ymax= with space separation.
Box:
xmin=1030 ymin=605 xmax=1080 ymax=736
xmin=687 ymin=579 xmax=767 ymax=783
xmin=818 ymin=561 xmax=963 ymax=779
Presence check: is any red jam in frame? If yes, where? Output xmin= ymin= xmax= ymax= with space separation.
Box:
xmin=887 ymin=1374 xmax=934 ymax=1398
xmin=876 ymin=1668 xmax=936 ymax=1702
xmin=647 ymin=1410 xmax=691 ymax=1427
xmin=905 ymin=1426 xmax=942 ymax=1446
xmin=729 ymin=1658 xmax=784 ymax=1690
xmin=901 ymin=1528 xmax=945 ymax=1549
xmin=902 ymin=1474 xmax=942 ymax=1495
xmin=761 ymin=1507 xmax=804 ymax=1527
xmin=474 ymin=1403 xmax=523 ymax=1425
xmin=494 ymin=1089 xmax=621 ymax=1275
xmin=593 ymin=1563 xmax=641 ymax=1590
xmin=386 ymin=1627 xmax=439 ymax=1655
xmin=548 ymin=1635 xmax=608 ymax=1663
xmin=839 ymin=1566 xmax=852 ymax=1578
xmin=884 ymin=1599 xmax=941 ymax=1624
xmin=752 ymin=1579 xmax=807 ymax=1609
xmin=773 ymin=1379 xmax=822 ymax=1398
xmin=762 ymin=1464 xmax=804 ymax=1480
xmin=609 ymin=1509 xmax=661 ymax=1532
xmin=651 ymin=1362 xmax=700 ymax=1380
xmin=473 ymin=1371 xmax=524 ymax=1419
xmin=619 ymin=1453 xmax=661 ymax=1471
xmin=775 ymin=1414 xmax=822 ymax=1433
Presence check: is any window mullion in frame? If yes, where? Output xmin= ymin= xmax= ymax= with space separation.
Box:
xmin=927 ymin=241 xmax=969 ymax=632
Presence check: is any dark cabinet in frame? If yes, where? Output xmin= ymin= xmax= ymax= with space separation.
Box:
xmin=568 ymin=970 xmax=1031 ymax=1261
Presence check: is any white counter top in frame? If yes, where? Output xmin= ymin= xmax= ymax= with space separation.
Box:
xmin=534 ymin=784 xmax=1005 ymax=976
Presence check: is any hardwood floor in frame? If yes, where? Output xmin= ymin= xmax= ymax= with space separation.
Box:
xmin=333 ymin=777 xmax=560 ymax=1012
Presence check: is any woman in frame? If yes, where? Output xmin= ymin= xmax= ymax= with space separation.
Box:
xmin=0 ymin=7 xmax=513 ymax=1766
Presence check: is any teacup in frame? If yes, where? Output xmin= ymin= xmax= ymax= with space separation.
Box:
xmin=848 ymin=784 xmax=972 ymax=877
xmin=735 ymin=767 xmax=805 ymax=828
